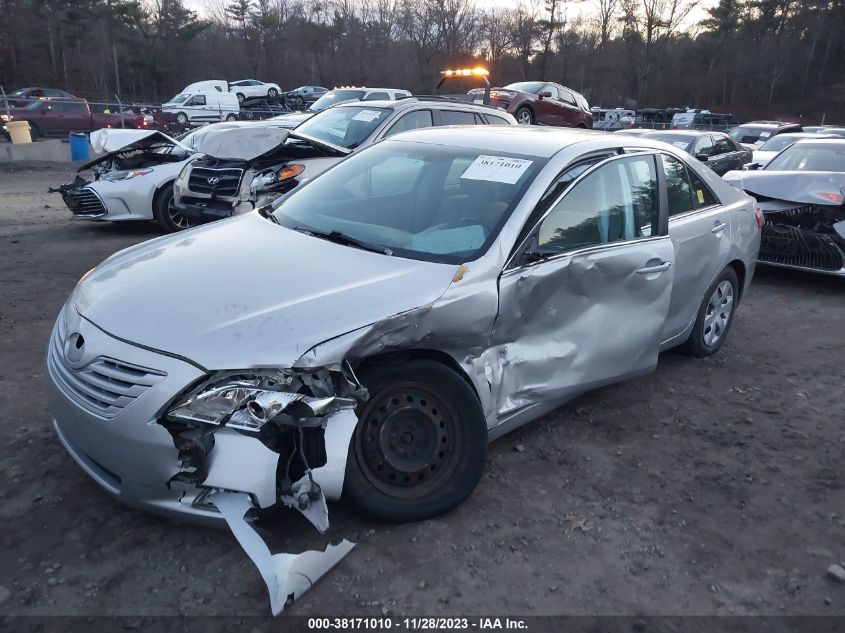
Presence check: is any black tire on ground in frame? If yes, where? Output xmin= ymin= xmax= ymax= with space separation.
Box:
xmin=175 ymin=112 xmax=188 ymax=126
xmin=344 ymin=359 xmax=487 ymax=523
xmin=515 ymin=106 xmax=534 ymax=125
xmin=268 ymin=88 xmax=278 ymax=98
xmin=152 ymin=183 xmax=192 ymax=233
xmin=225 ymin=113 xmax=238 ymax=121
xmin=680 ymin=266 xmax=739 ymax=358
xmin=28 ymin=123 xmax=40 ymax=141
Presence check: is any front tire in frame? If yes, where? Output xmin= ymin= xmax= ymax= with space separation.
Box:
xmin=268 ymin=88 xmax=278 ymax=98
xmin=175 ymin=112 xmax=188 ymax=126
xmin=515 ymin=106 xmax=534 ymax=125
xmin=344 ymin=359 xmax=487 ymax=523
xmin=236 ymin=92 xmax=245 ymax=103
xmin=28 ymin=123 xmax=40 ymax=141
xmin=681 ymin=267 xmax=738 ymax=357
xmin=152 ymin=183 xmax=194 ymax=233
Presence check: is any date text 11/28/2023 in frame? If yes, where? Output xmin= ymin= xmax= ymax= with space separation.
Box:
xmin=307 ymin=617 xmax=528 ymax=630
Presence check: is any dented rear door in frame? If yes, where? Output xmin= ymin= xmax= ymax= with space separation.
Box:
xmin=490 ymin=153 xmax=674 ymax=418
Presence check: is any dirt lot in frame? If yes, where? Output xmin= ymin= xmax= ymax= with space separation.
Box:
xmin=1 ymin=163 xmax=843 ymax=621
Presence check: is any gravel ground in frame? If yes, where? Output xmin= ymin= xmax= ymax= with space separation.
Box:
xmin=0 ymin=164 xmax=843 ymax=621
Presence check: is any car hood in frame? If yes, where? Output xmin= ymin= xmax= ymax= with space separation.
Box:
xmin=722 ymin=169 xmax=845 ymax=206
xmin=78 ymin=129 xmax=194 ymax=170
xmin=71 ymin=213 xmax=458 ymax=369
xmin=192 ymin=124 xmax=292 ymax=161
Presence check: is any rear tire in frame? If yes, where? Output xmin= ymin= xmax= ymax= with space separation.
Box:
xmin=225 ymin=113 xmax=238 ymax=121
xmin=268 ymin=88 xmax=278 ymax=98
xmin=152 ymin=183 xmax=194 ymax=233
xmin=236 ymin=92 xmax=245 ymax=103
xmin=681 ymin=267 xmax=738 ymax=358
xmin=344 ymin=359 xmax=487 ymax=523
xmin=175 ymin=112 xmax=188 ymax=126
xmin=515 ymin=106 xmax=534 ymax=125
xmin=28 ymin=123 xmax=40 ymax=141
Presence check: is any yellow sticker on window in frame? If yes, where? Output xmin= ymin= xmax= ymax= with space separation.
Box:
xmin=696 ymin=189 xmax=705 ymax=204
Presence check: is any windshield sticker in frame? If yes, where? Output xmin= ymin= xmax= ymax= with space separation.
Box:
xmin=672 ymin=141 xmax=688 ymax=149
xmin=411 ymin=225 xmax=486 ymax=254
xmin=759 ymin=132 xmax=771 ymax=138
xmin=461 ymin=155 xmax=533 ymax=184
xmin=352 ymin=110 xmax=382 ymax=122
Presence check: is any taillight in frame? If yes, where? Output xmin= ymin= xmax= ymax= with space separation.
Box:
xmin=754 ymin=206 xmax=764 ymax=229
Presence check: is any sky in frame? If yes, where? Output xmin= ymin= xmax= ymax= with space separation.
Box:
xmin=182 ymin=0 xmax=717 ymax=32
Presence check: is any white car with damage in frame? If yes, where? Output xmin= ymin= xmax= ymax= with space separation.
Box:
xmin=53 ymin=129 xmax=202 ymax=232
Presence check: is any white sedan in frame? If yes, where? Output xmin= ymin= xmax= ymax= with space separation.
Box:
xmin=52 ymin=129 xmax=201 ymax=233
xmin=228 ymin=79 xmax=282 ymax=102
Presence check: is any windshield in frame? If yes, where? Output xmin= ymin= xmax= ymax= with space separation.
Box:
xmin=271 ymin=140 xmax=545 ymax=263
xmin=294 ymin=106 xmax=389 ymax=150
xmin=309 ymin=89 xmax=366 ymax=112
xmin=765 ymin=143 xmax=845 ymax=172
xmin=164 ymin=94 xmax=190 ymax=105
xmin=729 ymin=126 xmax=774 ymax=144
xmin=758 ymin=135 xmax=804 ymax=152
xmin=503 ymin=82 xmax=546 ymax=94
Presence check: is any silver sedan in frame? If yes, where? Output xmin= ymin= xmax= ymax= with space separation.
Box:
xmin=47 ymin=127 xmax=761 ymax=529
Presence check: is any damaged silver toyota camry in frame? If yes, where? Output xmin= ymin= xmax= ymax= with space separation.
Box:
xmin=47 ymin=127 xmax=760 ymax=612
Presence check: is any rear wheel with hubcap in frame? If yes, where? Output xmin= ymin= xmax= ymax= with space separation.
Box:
xmin=344 ymin=360 xmax=487 ymax=523
xmin=681 ymin=266 xmax=738 ymax=357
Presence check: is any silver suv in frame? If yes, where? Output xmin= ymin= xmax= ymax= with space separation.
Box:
xmin=173 ymin=97 xmax=517 ymax=226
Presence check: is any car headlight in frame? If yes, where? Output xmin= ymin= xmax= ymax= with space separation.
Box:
xmin=100 ymin=168 xmax=153 ymax=182
xmin=249 ymin=163 xmax=305 ymax=194
xmin=166 ymin=368 xmax=365 ymax=432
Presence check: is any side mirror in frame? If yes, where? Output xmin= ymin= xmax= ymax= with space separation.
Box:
xmin=538 ymin=91 xmax=552 ymax=99
xmin=695 ymin=153 xmax=709 ymax=162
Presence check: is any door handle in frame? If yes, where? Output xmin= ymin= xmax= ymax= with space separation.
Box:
xmin=636 ymin=261 xmax=672 ymax=274
xmin=712 ymin=221 xmax=727 ymax=234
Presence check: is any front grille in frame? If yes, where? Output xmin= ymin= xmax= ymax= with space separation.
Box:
xmin=48 ymin=315 xmax=166 ymax=419
xmin=759 ymin=204 xmax=845 ymax=272
xmin=760 ymin=224 xmax=845 ymax=272
xmin=187 ymin=166 xmax=243 ymax=197
xmin=63 ymin=187 xmax=106 ymax=217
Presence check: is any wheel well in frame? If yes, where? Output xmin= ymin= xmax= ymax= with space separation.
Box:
xmin=353 ymin=349 xmax=480 ymax=402
xmin=727 ymin=259 xmax=746 ymax=302
xmin=153 ymin=180 xmax=175 ymax=210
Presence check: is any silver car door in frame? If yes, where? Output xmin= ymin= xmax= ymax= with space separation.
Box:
xmin=659 ymin=153 xmax=731 ymax=344
xmin=490 ymin=153 xmax=675 ymax=419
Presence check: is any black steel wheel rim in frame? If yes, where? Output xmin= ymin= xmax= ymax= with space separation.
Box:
xmin=355 ymin=382 xmax=462 ymax=499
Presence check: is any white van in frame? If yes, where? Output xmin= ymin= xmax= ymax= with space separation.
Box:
xmin=162 ymin=91 xmax=240 ymax=126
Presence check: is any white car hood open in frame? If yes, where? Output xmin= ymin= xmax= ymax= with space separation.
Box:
xmin=72 ymin=213 xmax=458 ymax=369
xmin=722 ymin=169 xmax=845 ymax=205
xmin=89 ymin=128 xmax=193 ymax=154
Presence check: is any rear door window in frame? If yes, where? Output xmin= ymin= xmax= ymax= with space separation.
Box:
xmin=485 ymin=114 xmax=511 ymax=125
xmin=384 ymin=110 xmax=433 ymax=137
xmin=364 ymin=92 xmax=390 ymax=101
xmin=661 ymin=155 xmax=694 ymax=217
xmin=688 ymin=170 xmax=719 ymax=208
xmin=440 ymin=110 xmax=479 ymax=126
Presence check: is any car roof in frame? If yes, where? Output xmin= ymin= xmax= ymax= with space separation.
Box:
xmin=333 ymin=98 xmax=506 ymax=114
xmin=791 ymin=138 xmax=845 ymax=147
xmin=384 ymin=126 xmax=613 ymax=158
xmin=739 ymin=121 xmax=799 ymax=129
xmin=641 ymin=129 xmax=723 ymax=138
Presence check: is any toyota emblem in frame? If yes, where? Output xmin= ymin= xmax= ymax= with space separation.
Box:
xmin=64 ymin=332 xmax=86 ymax=366
xmin=207 ymin=176 xmax=220 ymax=186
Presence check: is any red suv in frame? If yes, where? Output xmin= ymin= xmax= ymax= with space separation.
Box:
xmin=470 ymin=81 xmax=592 ymax=128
